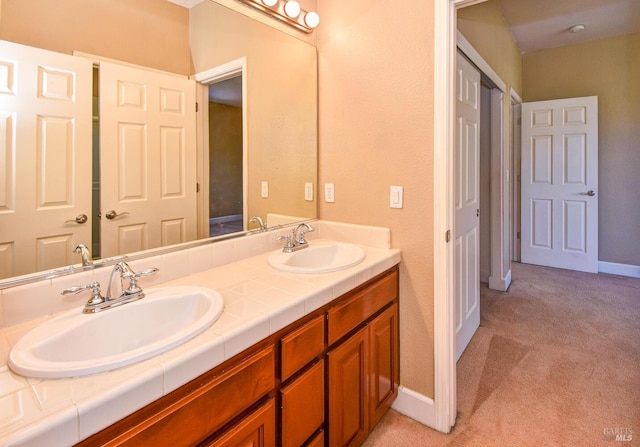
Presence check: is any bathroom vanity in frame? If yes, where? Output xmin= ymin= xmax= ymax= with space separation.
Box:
xmin=76 ymin=266 xmax=398 ymax=447
xmin=0 ymin=222 xmax=401 ymax=446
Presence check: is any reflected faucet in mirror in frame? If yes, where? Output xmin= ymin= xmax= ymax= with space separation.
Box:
xmin=249 ymin=216 xmax=268 ymax=232
xmin=73 ymin=244 xmax=93 ymax=267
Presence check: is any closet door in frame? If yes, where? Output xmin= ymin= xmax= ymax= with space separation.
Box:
xmin=454 ymin=52 xmax=481 ymax=360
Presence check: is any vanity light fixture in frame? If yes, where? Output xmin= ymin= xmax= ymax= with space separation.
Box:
xmin=235 ymin=0 xmax=320 ymax=33
xmin=304 ymin=11 xmax=320 ymax=28
xmin=283 ymin=0 xmax=301 ymax=18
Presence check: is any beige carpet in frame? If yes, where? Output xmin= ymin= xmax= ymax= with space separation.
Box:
xmin=364 ymin=262 xmax=640 ymax=446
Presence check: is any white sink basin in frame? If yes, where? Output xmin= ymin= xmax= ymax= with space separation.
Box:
xmin=268 ymin=240 xmax=365 ymax=273
xmin=8 ymin=286 xmax=224 ymax=379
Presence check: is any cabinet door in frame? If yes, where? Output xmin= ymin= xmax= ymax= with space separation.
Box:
xmin=328 ymin=327 xmax=368 ymax=447
xmin=281 ymin=360 xmax=324 ymax=447
xmin=205 ymin=399 xmax=275 ymax=447
xmin=368 ymin=304 xmax=399 ymax=428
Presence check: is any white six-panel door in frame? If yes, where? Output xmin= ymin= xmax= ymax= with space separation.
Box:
xmin=521 ymin=96 xmax=598 ymax=273
xmin=0 ymin=41 xmax=92 ymax=278
xmin=455 ymin=53 xmax=481 ymax=361
xmin=99 ymin=61 xmax=197 ymax=258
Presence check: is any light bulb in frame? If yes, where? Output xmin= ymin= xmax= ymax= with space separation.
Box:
xmin=284 ymin=1 xmax=301 ymax=18
xmin=304 ymin=11 xmax=320 ymax=28
xmin=262 ymin=0 xmax=277 ymax=7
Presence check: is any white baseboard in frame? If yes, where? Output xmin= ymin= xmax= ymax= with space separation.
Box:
xmin=598 ymin=261 xmax=640 ymax=279
xmin=391 ymin=386 xmax=437 ymax=429
xmin=488 ymin=268 xmax=511 ymax=291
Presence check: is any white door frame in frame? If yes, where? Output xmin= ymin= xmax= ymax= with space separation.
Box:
xmin=433 ymin=0 xmax=489 ymax=433
xmin=510 ymin=92 xmax=522 ymax=262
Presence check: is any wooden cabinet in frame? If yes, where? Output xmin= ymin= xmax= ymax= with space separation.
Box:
xmin=205 ymin=399 xmax=276 ymax=447
xmin=280 ymin=315 xmax=325 ymax=381
xmin=328 ymin=271 xmax=399 ymax=447
xmin=328 ymin=327 xmax=368 ymax=447
xmin=368 ymin=304 xmax=399 ymax=429
xmin=281 ymin=360 xmax=325 ymax=447
xmin=76 ymin=346 xmax=275 ymax=447
xmin=76 ymin=266 xmax=399 ymax=447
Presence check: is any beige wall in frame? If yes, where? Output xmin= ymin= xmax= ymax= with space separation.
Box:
xmin=523 ymin=33 xmax=640 ymax=266
xmin=457 ymin=0 xmax=522 ymax=96
xmin=209 ymin=102 xmax=243 ymax=218
xmin=317 ymin=0 xmax=436 ymax=397
xmin=0 ymin=0 xmax=190 ymax=75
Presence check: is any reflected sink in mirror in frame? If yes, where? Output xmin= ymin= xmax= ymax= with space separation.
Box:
xmin=268 ymin=240 xmax=365 ymax=274
xmin=8 ymin=286 xmax=224 ymax=379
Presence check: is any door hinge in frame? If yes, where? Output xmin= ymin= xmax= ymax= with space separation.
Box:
xmin=196 ymin=182 xmax=200 ymax=193
xmin=196 ymin=102 xmax=199 ymax=112
xmin=476 ymin=209 xmax=480 ymax=217
xmin=445 ymin=230 xmax=451 ymax=243
xmin=517 ymin=231 xmax=521 ymax=239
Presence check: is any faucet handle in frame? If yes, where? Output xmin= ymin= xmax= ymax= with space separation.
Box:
xmin=134 ymin=267 xmax=159 ymax=278
xmin=123 ymin=267 xmax=159 ymax=296
xmin=294 ymin=223 xmax=314 ymax=244
xmin=277 ymin=234 xmax=295 ymax=252
xmin=62 ymin=281 xmax=107 ymax=309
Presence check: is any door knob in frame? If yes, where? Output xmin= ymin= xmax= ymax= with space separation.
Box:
xmin=105 ymin=210 xmax=130 ymax=220
xmin=66 ymin=214 xmax=88 ymax=224
xmin=581 ymin=190 xmax=596 ymax=197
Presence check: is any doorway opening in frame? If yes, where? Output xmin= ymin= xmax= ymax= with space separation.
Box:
xmin=194 ymin=57 xmax=248 ymax=240
xmin=207 ymin=76 xmax=244 ymax=237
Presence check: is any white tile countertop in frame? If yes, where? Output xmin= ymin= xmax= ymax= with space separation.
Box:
xmin=0 ymin=221 xmax=401 ymax=446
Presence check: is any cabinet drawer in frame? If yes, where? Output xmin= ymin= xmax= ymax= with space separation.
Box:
xmin=84 ymin=346 xmax=275 ymax=447
xmin=205 ymin=399 xmax=276 ymax=447
xmin=281 ymin=315 xmax=325 ymax=381
xmin=327 ymin=270 xmax=398 ymax=345
xmin=281 ymin=360 xmax=325 ymax=447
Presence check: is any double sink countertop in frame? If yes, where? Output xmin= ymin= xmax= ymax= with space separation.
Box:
xmin=0 ymin=221 xmax=401 ymax=446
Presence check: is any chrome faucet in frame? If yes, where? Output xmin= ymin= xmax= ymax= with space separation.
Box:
xmin=278 ymin=223 xmax=314 ymax=253
xmin=293 ymin=223 xmax=314 ymax=246
xmin=249 ymin=216 xmax=267 ymax=232
xmin=73 ymin=244 xmax=93 ymax=267
xmin=62 ymin=262 xmax=158 ymax=314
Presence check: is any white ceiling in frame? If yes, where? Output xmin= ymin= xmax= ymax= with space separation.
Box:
xmin=494 ymin=0 xmax=640 ymax=53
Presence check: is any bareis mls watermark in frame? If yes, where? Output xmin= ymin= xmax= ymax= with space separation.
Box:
xmin=602 ymin=427 xmax=633 ymax=442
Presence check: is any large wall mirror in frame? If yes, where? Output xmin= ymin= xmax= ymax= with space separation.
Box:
xmin=0 ymin=0 xmax=317 ymax=283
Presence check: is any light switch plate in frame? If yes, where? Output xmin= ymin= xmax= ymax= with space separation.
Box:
xmin=261 ymin=181 xmax=269 ymax=198
xmin=324 ymin=183 xmax=335 ymax=203
xmin=305 ymin=182 xmax=313 ymax=201
xmin=390 ymin=185 xmax=403 ymax=208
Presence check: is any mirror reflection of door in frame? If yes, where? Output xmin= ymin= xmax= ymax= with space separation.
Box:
xmin=0 ymin=41 xmax=93 ymax=279
xmin=208 ymin=76 xmax=244 ymax=237
xmin=99 ymin=61 xmax=198 ymax=258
